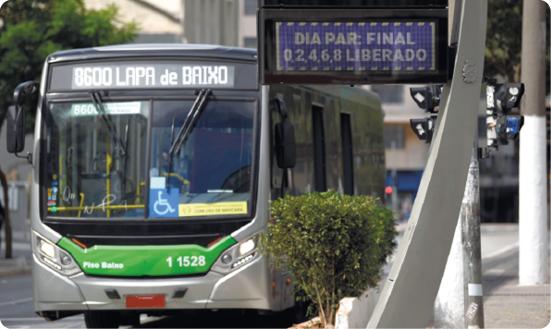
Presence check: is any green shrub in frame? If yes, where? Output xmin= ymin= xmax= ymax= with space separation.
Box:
xmin=259 ymin=191 xmax=397 ymax=327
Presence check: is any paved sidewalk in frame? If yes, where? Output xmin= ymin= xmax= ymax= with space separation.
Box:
xmin=481 ymin=229 xmax=551 ymax=329
xmin=484 ymin=277 xmax=550 ymax=328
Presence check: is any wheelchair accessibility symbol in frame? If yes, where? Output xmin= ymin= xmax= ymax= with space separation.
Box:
xmin=149 ymin=188 xmax=179 ymax=218
xmin=154 ymin=191 xmax=176 ymax=215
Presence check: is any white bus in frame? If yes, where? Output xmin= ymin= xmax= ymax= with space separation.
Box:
xmin=6 ymin=44 xmax=385 ymax=328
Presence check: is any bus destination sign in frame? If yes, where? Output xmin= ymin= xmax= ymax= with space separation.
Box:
xmin=71 ymin=64 xmax=235 ymax=89
xmin=276 ymin=21 xmax=436 ymax=73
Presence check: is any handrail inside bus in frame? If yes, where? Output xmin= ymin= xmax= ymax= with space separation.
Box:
xmin=78 ymin=193 xmax=85 ymax=218
xmin=49 ymin=205 xmax=144 ymax=212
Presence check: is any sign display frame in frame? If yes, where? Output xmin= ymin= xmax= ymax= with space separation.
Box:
xmin=48 ymin=59 xmax=258 ymax=92
xmin=259 ymin=8 xmax=449 ymax=85
xmin=260 ymin=0 xmax=448 ymax=8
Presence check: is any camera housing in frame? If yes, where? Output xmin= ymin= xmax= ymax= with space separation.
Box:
xmin=482 ymin=81 xmax=525 ymax=158
xmin=410 ymin=85 xmax=443 ymax=113
xmin=410 ymin=116 xmax=437 ymax=144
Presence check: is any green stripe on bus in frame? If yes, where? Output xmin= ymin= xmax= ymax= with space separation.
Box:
xmin=57 ymin=236 xmax=236 ymax=277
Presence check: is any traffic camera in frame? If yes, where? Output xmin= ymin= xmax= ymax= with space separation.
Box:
xmin=410 ymin=116 xmax=437 ymax=144
xmin=410 ymin=85 xmax=443 ymax=113
xmin=486 ymin=83 xmax=524 ymax=115
xmin=409 ymin=84 xmax=442 ymax=144
xmin=481 ymin=80 xmax=525 ymax=158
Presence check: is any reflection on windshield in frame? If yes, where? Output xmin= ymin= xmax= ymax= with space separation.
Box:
xmin=45 ymin=102 xmax=149 ymax=218
xmin=150 ymin=100 xmax=254 ymax=218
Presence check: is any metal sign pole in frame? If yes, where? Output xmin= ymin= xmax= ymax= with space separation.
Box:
xmin=461 ymin=131 xmax=484 ymax=328
xmin=367 ymin=0 xmax=488 ymax=327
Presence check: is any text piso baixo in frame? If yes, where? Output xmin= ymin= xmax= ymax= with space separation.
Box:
xmin=74 ymin=65 xmax=230 ymax=88
xmin=83 ymin=261 xmax=124 ymax=269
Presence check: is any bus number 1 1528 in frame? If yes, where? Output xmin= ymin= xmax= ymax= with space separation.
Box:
xmin=166 ymin=256 xmax=206 ymax=268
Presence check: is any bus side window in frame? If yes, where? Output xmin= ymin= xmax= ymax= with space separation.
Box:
xmin=341 ymin=113 xmax=354 ymax=195
xmin=312 ymin=105 xmax=327 ymax=192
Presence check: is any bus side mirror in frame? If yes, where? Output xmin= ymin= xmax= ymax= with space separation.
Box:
xmin=275 ymin=122 xmax=296 ymax=169
xmin=7 ymin=81 xmax=39 ymax=158
xmin=7 ymin=105 xmax=25 ymax=153
xmin=270 ymin=97 xmax=287 ymax=119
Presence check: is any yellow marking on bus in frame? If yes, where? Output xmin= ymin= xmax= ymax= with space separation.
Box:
xmin=179 ymin=202 xmax=248 ymax=217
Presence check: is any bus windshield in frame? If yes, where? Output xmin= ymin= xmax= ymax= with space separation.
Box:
xmin=46 ymin=101 xmax=149 ymax=218
xmin=45 ymin=99 xmax=256 ymax=219
xmin=149 ymin=100 xmax=254 ymax=219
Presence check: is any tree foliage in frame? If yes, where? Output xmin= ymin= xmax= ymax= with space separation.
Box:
xmin=485 ymin=0 xmax=550 ymax=88
xmin=0 ymin=0 xmax=138 ymax=133
xmin=260 ymin=191 xmax=397 ymax=327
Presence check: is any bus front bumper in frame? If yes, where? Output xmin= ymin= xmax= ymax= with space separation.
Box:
xmin=33 ymin=252 xmax=271 ymax=312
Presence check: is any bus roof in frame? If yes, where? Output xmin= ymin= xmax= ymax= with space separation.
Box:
xmin=47 ymin=44 xmax=258 ymax=64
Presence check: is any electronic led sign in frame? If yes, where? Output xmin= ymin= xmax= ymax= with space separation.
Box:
xmin=259 ymin=8 xmax=449 ymax=85
xmin=276 ymin=21 xmax=436 ymax=73
xmin=48 ymin=61 xmax=259 ymax=92
xmin=71 ymin=64 xmax=234 ymax=89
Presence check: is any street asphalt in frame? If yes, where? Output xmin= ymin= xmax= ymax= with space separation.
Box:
xmin=0 ymin=224 xmax=549 ymax=329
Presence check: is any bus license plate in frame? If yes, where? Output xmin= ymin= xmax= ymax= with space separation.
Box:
xmin=126 ymin=295 xmax=165 ymax=309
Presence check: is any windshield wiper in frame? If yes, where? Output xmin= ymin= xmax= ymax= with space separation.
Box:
xmin=89 ymin=91 xmax=127 ymax=157
xmin=165 ymin=89 xmax=212 ymax=189
xmin=89 ymin=91 xmax=130 ymax=204
xmin=121 ymin=118 xmax=130 ymax=203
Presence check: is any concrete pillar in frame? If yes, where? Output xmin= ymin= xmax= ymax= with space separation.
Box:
xmin=433 ymin=219 xmax=464 ymax=328
xmin=367 ymin=0 xmax=488 ymax=327
xmin=519 ymin=0 xmax=549 ymax=286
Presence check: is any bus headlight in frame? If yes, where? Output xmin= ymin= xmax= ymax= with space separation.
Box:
xmin=239 ymin=239 xmax=255 ymax=255
xmin=40 ymin=240 xmax=56 ymax=258
xmin=33 ymin=232 xmax=81 ymax=276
